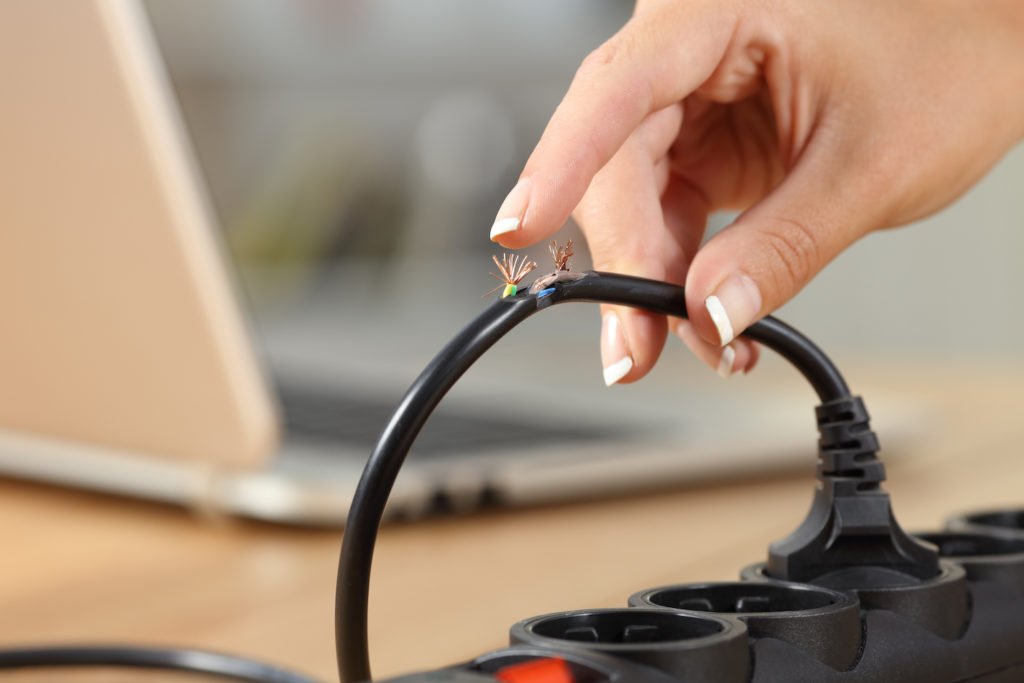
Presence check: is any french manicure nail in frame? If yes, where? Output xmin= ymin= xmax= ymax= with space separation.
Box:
xmin=601 ymin=312 xmax=633 ymax=386
xmin=705 ymin=274 xmax=762 ymax=346
xmin=717 ymin=345 xmax=736 ymax=379
xmin=676 ymin=320 xmax=738 ymax=377
xmin=489 ymin=177 xmax=531 ymax=240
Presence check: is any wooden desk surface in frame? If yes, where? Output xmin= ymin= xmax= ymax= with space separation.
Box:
xmin=1 ymin=363 xmax=1022 ymax=681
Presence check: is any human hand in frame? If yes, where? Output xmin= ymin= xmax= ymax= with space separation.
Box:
xmin=489 ymin=0 xmax=1024 ymax=384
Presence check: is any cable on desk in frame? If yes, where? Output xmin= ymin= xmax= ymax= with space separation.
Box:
xmin=336 ymin=271 xmax=854 ymax=683
xmin=0 ymin=644 xmax=322 ymax=682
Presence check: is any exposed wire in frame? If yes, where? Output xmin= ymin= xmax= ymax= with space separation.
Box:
xmin=549 ymin=240 xmax=573 ymax=272
xmin=529 ymin=241 xmax=583 ymax=293
xmin=486 ymin=253 xmax=538 ymax=298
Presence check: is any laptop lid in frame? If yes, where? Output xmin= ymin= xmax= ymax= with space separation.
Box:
xmin=0 ymin=0 xmax=279 ymax=467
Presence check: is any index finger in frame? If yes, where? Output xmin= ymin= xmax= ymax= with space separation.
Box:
xmin=489 ymin=0 xmax=738 ymax=247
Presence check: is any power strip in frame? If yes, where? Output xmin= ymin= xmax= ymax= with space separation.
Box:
xmin=377 ymin=515 xmax=1024 ymax=683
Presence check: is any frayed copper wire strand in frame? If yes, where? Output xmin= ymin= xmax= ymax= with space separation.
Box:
xmin=484 ymin=253 xmax=537 ymax=297
xmin=549 ymin=239 xmax=574 ymax=271
xmin=527 ymin=239 xmax=583 ymax=293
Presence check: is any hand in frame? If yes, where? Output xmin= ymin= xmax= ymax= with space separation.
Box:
xmin=489 ymin=0 xmax=1024 ymax=384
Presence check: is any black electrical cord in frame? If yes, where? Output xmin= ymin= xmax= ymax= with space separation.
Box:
xmin=0 ymin=644 xmax=321 ymax=682
xmin=336 ymin=271 xmax=853 ymax=683
xmin=0 ymin=271 xmax=853 ymax=683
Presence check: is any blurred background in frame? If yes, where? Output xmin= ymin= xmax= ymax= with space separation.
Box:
xmin=143 ymin=0 xmax=1024 ymax=374
xmin=4 ymin=0 xmax=1021 ymax=519
xmin=1 ymin=4 xmax=1022 ymax=678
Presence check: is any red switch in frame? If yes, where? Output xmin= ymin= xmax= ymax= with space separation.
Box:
xmin=495 ymin=658 xmax=574 ymax=683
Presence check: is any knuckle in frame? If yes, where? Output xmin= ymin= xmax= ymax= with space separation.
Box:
xmin=577 ymin=37 xmax=626 ymax=78
xmin=576 ymin=18 xmax=649 ymax=78
xmin=759 ymin=216 xmax=821 ymax=291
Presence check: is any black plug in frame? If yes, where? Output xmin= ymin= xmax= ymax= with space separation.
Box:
xmin=767 ymin=396 xmax=940 ymax=588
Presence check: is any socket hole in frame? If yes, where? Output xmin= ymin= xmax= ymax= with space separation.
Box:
xmin=644 ymin=583 xmax=838 ymax=614
xmin=531 ymin=610 xmax=722 ymax=645
xmin=963 ymin=511 xmax=1024 ymax=531
xmin=915 ymin=532 xmax=1024 ymax=557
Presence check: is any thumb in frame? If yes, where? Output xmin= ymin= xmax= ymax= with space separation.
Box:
xmin=684 ymin=162 xmax=869 ymax=346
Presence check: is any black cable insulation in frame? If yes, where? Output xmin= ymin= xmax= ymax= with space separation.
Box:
xmin=0 ymin=272 xmax=851 ymax=683
xmin=0 ymin=645 xmax=322 ymax=682
xmin=336 ymin=272 xmax=852 ymax=682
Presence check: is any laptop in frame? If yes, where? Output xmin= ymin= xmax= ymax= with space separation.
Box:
xmin=0 ymin=0 xmax=901 ymax=526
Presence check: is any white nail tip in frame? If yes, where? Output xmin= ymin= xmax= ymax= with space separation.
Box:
xmin=717 ymin=345 xmax=736 ymax=379
xmin=705 ymin=295 xmax=735 ymax=346
xmin=489 ymin=217 xmax=520 ymax=240
xmin=603 ymin=356 xmax=633 ymax=386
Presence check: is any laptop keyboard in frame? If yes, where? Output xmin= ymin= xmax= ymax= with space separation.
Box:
xmin=277 ymin=383 xmax=624 ymax=459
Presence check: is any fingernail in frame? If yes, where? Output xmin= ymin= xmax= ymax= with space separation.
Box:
xmin=717 ymin=344 xmax=736 ymax=379
xmin=676 ymin=320 xmax=741 ymax=378
xmin=601 ymin=311 xmax=633 ymax=386
xmin=490 ymin=177 xmax=531 ymax=240
xmin=705 ymin=274 xmax=762 ymax=346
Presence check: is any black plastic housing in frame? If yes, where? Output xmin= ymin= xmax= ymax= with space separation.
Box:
xmin=375 ymin=527 xmax=1024 ymax=682
xmin=379 ymin=646 xmax=683 ymax=683
xmin=510 ymin=609 xmax=749 ymax=683
xmin=628 ymin=581 xmax=860 ymax=670
xmin=766 ymin=397 xmax=940 ymax=585
xmin=918 ymin=530 xmax=1024 ymax=594
xmin=948 ymin=509 xmax=1024 ymax=540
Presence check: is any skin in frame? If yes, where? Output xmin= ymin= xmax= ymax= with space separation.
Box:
xmin=490 ymin=0 xmax=1024 ymax=381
